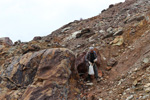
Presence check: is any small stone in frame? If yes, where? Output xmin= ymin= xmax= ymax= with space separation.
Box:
xmin=144 ymin=83 xmax=150 ymax=88
xmin=107 ymin=58 xmax=117 ymax=66
xmin=86 ymin=82 xmax=93 ymax=86
xmin=142 ymin=94 xmax=149 ymax=99
xmin=76 ymin=28 xmax=94 ymax=38
xmin=133 ymin=80 xmax=138 ymax=86
xmin=145 ymin=87 xmax=150 ymax=93
xmin=146 ymin=66 xmax=150 ymax=72
xmin=107 ymin=27 xmax=113 ymax=34
xmin=130 ymin=29 xmax=136 ymax=35
xmin=103 ymin=56 xmax=106 ymax=60
xmin=66 ymin=30 xmax=81 ymax=40
xmin=133 ymin=68 xmax=138 ymax=72
xmin=123 ymin=92 xmax=126 ymax=95
xmin=143 ymin=58 xmax=149 ymax=64
xmin=106 ymin=66 xmax=112 ymax=71
xmin=74 ymin=88 xmax=80 ymax=93
xmin=0 ymin=45 xmax=4 ymax=48
xmin=126 ymin=95 xmax=134 ymax=100
xmin=110 ymin=36 xmax=124 ymax=46
xmin=128 ymin=46 xmax=134 ymax=50
xmin=61 ymin=27 xmax=71 ymax=32
xmin=107 ymin=27 xmax=112 ymax=32
xmin=136 ymin=15 xmax=145 ymax=21
xmin=99 ymin=30 xmax=105 ymax=34
xmin=109 ymin=91 xmax=113 ymax=94
xmin=113 ymin=28 xmax=124 ymax=36
xmin=77 ymin=45 xmax=81 ymax=48
xmin=88 ymin=89 xmax=91 ymax=91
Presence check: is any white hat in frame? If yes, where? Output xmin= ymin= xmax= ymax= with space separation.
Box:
xmin=89 ymin=47 xmax=94 ymax=50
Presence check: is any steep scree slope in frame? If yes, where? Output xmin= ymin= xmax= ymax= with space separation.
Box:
xmin=0 ymin=0 xmax=150 ymax=100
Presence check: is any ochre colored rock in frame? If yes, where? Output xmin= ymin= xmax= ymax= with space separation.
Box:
xmin=0 ymin=37 xmax=13 ymax=46
xmin=0 ymin=48 xmax=76 ymax=100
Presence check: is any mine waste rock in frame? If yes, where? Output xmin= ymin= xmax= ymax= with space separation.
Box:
xmin=0 ymin=48 xmax=78 ymax=100
xmin=1 ymin=0 xmax=150 ymax=99
xmin=0 ymin=37 xmax=13 ymax=47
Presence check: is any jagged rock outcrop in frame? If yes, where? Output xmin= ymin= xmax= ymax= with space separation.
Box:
xmin=1 ymin=0 xmax=150 ymax=100
xmin=33 ymin=36 xmax=42 ymax=41
xmin=0 ymin=48 xmax=77 ymax=100
xmin=0 ymin=37 xmax=13 ymax=47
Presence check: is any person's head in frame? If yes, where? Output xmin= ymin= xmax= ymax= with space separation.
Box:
xmin=89 ymin=47 xmax=94 ymax=53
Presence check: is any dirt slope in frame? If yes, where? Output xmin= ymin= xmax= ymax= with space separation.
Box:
xmin=0 ymin=0 xmax=150 ymax=100
xmin=41 ymin=0 xmax=150 ymax=99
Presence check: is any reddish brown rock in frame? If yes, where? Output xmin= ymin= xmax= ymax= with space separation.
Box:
xmin=1 ymin=0 xmax=150 ymax=99
xmin=0 ymin=48 xmax=77 ymax=100
xmin=0 ymin=37 xmax=13 ymax=46
xmin=76 ymin=52 xmax=88 ymax=75
xmin=33 ymin=36 xmax=42 ymax=41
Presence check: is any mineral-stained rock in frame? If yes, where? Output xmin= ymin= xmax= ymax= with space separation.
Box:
xmin=145 ymin=87 xmax=150 ymax=93
xmin=66 ymin=30 xmax=81 ymax=40
xmin=144 ymin=83 xmax=150 ymax=88
xmin=126 ymin=95 xmax=134 ymax=100
xmin=124 ymin=14 xmax=145 ymax=24
xmin=143 ymin=58 xmax=149 ymax=64
xmin=22 ymin=44 xmax=41 ymax=54
xmin=76 ymin=52 xmax=88 ymax=75
xmin=0 ymin=48 xmax=77 ymax=100
xmin=14 ymin=40 xmax=21 ymax=46
xmin=107 ymin=58 xmax=117 ymax=67
xmin=110 ymin=36 xmax=124 ymax=46
xmin=61 ymin=27 xmax=71 ymax=33
xmin=76 ymin=28 xmax=95 ymax=38
xmin=0 ymin=37 xmax=13 ymax=46
xmin=33 ymin=36 xmax=42 ymax=41
xmin=109 ymin=4 xmax=114 ymax=9
xmin=113 ymin=27 xmax=124 ymax=36
xmin=103 ymin=27 xmax=114 ymax=39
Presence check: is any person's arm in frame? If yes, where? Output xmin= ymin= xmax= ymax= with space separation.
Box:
xmin=85 ymin=52 xmax=92 ymax=64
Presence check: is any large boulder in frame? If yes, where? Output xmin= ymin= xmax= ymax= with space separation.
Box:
xmin=0 ymin=48 xmax=77 ymax=100
xmin=76 ymin=52 xmax=88 ymax=75
xmin=0 ymin=37 xmax=13 ymax=46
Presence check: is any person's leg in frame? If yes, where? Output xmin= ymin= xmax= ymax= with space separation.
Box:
xmin=93 ymin=63 xmax=98 ymax=79
xmin=87 ymin=74 xmax=91 ymax=82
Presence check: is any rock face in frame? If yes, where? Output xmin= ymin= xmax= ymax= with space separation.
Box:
xmin=0 ymin=48 xmax=76 ymax=100
xmin=0 ymin=37 xmax=13 ymax=46
xmin=1 ymin=0 xmax=150 ymax=99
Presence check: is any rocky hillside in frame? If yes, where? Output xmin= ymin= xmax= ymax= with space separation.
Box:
xmin=0 ymin=0 xmax=150 ymax=99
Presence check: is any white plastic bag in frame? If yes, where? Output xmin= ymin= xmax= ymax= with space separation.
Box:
xmin=88 ymin=63 xmax=94 ymax=75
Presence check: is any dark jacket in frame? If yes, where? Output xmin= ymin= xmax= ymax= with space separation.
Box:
xmin=85 ymin=51 xmax=97 ymax=63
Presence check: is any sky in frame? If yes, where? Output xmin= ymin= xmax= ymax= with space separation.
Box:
xmin=0 ymin=0 xmax=125 ymax=42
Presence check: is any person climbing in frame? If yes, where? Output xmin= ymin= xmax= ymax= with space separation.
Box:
xmin=85 ymin=47 xmax=99 ymax=82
